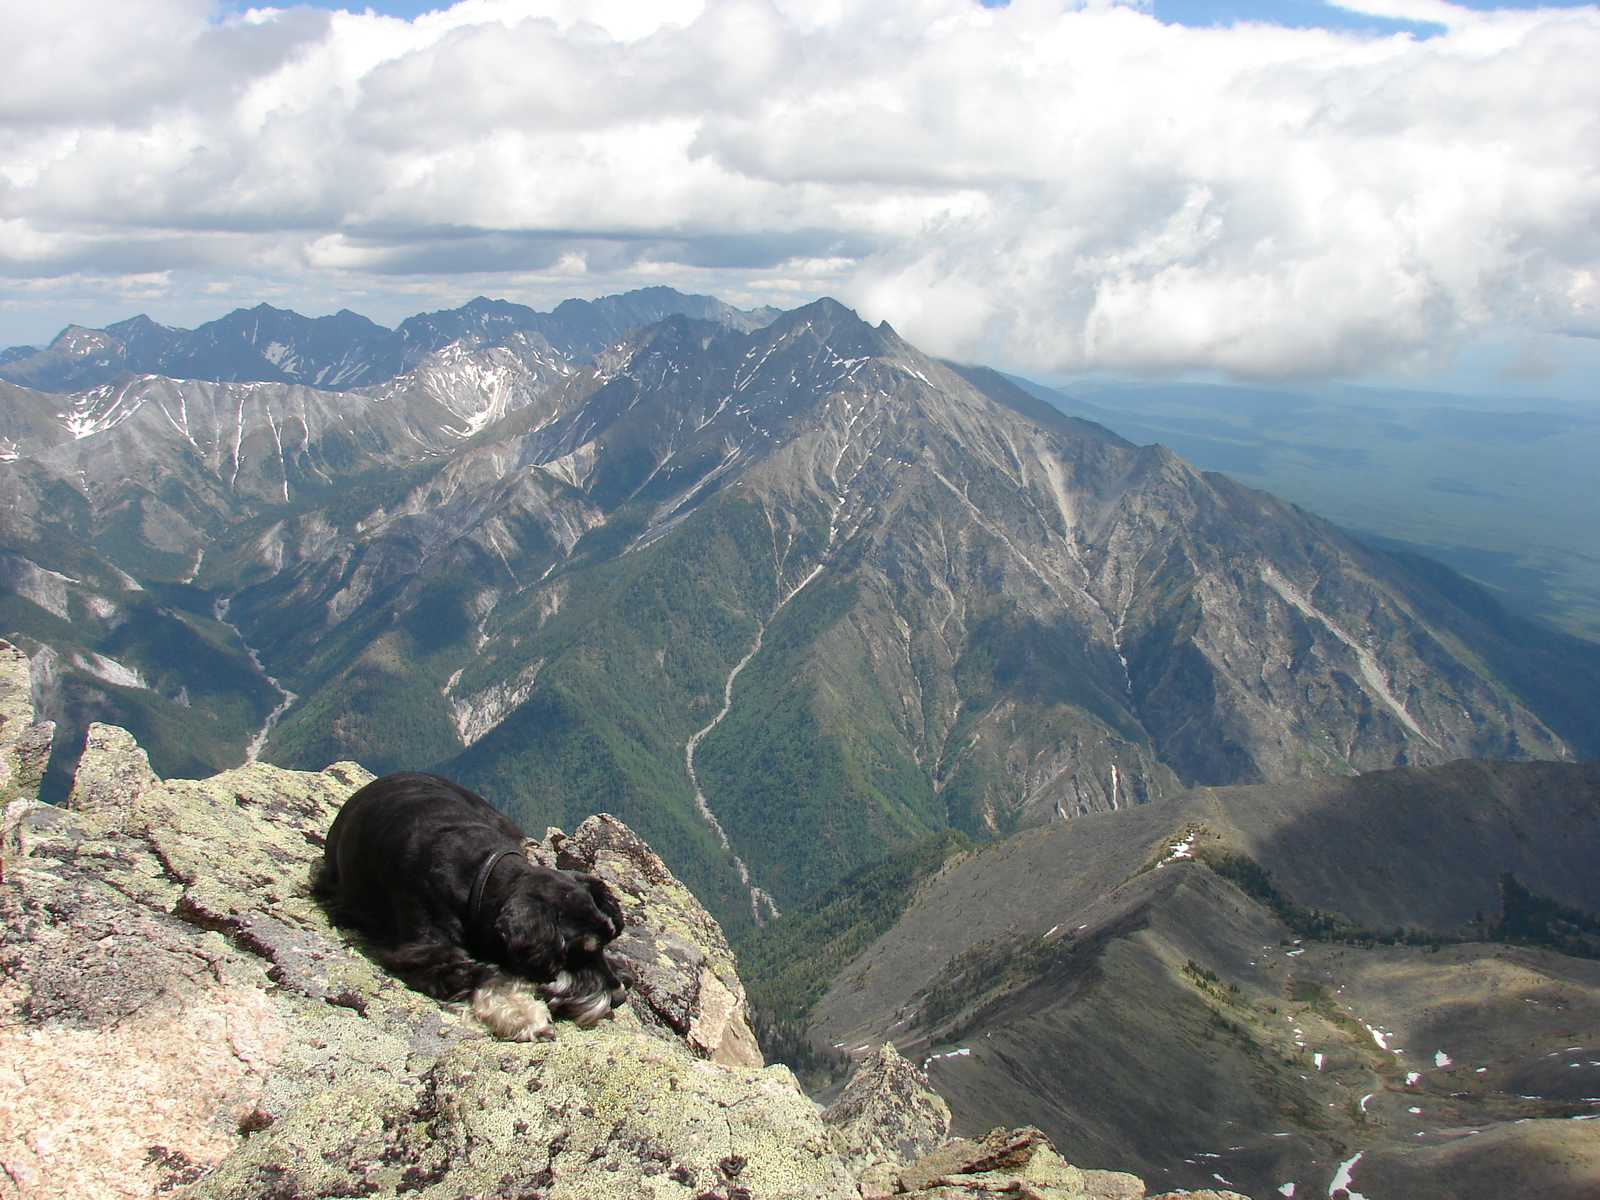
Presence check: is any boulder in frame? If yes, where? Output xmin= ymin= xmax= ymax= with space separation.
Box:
xmin=0 ymin=671 xmax=1195 ymax=1200
xmin=896 ymin=1126 xmax=1086 ymax=1198
xmin=823 ymin=1043 xmax=950 ymax=1190
xmin=546 ymin=813 xmax=762 ymax=1067
xmin=882 ymin=1126 xmax=1164 ymax=1200
xmin=0 ymin=716 xmax=854 ymax=1199
xmin=64 ymin=722 xmax=161 ymax=830
xmin=0 ymin=639 xmax=52 ymax=807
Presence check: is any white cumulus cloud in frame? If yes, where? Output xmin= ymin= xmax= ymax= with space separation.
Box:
xmin=1 ymin=0 xmax=1597 ymax=380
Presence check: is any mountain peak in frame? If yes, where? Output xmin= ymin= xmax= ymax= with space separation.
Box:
xmin=0 ymin=288 xmax=785 ymax=394
xmin=769 ymin=296 xmax=873 ymax=339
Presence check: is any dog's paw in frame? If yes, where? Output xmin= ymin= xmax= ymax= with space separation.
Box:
xmin=471 ymin=976 xmax=556 ymax=1042
xmin=439 ymin=959 xmax=496 ymax=1001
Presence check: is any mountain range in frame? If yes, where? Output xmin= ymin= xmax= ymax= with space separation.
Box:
xmin=2 ymin=288 xmax=1599 ymax=937
xmin=1019 ymin=376 xmax=1600 ymax=641
xmin=4 ymin=286 xmax=1600 ymax=1197
xmin=0 ymin=287 xmax=780 ymax=394
xmin=771 ymin=757 xmax=1600 ymax=1199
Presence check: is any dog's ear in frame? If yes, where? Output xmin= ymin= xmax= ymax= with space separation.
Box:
xmin=572 ymin=872 xmax=626 ymax=941
xmin=493 ymin=892 xmax=566 ymax=982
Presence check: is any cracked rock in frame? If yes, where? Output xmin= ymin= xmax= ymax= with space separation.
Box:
xmin=823 ymin=1043 xmax=950 ymax=1184
xmin=0 ymin=687 xmax=848 ymax=1197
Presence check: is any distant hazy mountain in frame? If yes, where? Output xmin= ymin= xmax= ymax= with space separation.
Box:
xmin=1 ymin=295 xmax=1596 ymax=939
xmin=0 ymin=287 xmax=781 ymax=393
xmin=787 ymin=758 xmax=1600 ymax=1200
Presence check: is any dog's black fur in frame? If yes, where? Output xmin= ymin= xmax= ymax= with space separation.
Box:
xmin=312 ymin=771 xmax=628 ymax=1032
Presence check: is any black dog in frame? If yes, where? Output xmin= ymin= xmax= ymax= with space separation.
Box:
xmin=312 ymin=771 xmax=628 ymax=1040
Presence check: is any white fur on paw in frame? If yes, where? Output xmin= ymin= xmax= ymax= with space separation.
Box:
xmin=540 ymin=968 xmax=615 ymax=1028
xmin=471 ymin=976 xmax=555 ymax=1042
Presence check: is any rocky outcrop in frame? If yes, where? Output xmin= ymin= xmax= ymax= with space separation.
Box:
xmin=857 ymin=1125 xmax=1231 ymax=1200
xmin=823 ymin=1044 xmax=951 ymax=1193
xmin=0 ymin=705 xmax=841 ymax=1199
xmin=0 ymin=643 xmax=1202 ymax=1200
xmin=0 ymin=640 xmax=52 ymax=807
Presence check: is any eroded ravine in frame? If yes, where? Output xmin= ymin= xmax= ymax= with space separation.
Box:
xmin=683 ymin=561 xmax=826 ymax=925
xmin=213 ymin=595 xmax=298 ymax=763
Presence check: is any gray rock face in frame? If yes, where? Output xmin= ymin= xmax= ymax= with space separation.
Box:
xmin=0 ymin=643 xmax=1192 ymax=1200
xmin=822 ymin=1044 xmax=950 ymax=1181
xmin=550 ymin=814 xmax=762 ymax=1066
xmin=0 ymin=640 xmax=51 ymax=805
xmin=0 ymin=701 xmax=844 ymax=1198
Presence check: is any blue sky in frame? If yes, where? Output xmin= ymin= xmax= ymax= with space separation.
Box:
xmin=284 ymin=0 xmax=1587 ymax=34
xmin=5 ymin=0 xmax=1597 ymax=399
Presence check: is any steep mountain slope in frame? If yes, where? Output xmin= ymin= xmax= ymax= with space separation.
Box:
xmin=0 ymin=287 xmax=780 ymax=392
xmin=0 ymin=291 xmax=772 ymax=788
xmin=800 ymin=760 xmax=1600 ymax=1199
xmin=1002 ymin=373 xmax=1600 ymax=641
xmin=182 ymin=302 xmax=1597 ymax=929
xmin=2 ymin=295 xmax=1599 ymax=938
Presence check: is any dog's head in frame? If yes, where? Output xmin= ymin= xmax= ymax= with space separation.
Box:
xmin=492 ymin=868 xmax=631 ymax=1026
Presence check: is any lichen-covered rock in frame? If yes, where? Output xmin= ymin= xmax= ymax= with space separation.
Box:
xmin=0 ymin=722 xmax=853 ymax=1199
xmin=65 ymin=722 xmax=161 ymax=830
xmin=0 ymin=747 xmax=421 ymax=1200
xmin=1079 ymin=1168 xmax=1147 ymax=1199
xmin=0 ymin=639 xmax=52 ymax=806
xmin=548 ymin=813 xmax=762 ymax=1066
xmin=894 ymin=1126 xmax=1089 ymax=1199
xmin=823 ymin=1043 xmax=950 ymax=1185
xmin=191 ymin=1030 xmax=856 ymax=1200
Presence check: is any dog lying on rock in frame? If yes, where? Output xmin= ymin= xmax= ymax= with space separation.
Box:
xmin=312 ymin=771 xmax=629 ymax=1040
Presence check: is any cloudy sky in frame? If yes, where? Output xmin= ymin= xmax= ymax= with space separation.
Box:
xmin=2 ymin=0 xmax=1597 ymax=396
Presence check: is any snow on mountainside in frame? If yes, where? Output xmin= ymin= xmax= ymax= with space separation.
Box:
xmin=0 ymin=294 xmax=1598 ymax=939
xmin=3 ymin=292 xmax=1596 ymax=1200
xmin=0 ymin=287 xmax=781 ymax=394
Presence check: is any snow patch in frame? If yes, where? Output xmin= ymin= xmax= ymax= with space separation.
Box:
xmin=1157 ymin=829 xmax=1198 ymax=868
xmin=923 ymin=1047 xmax=971 ymax=1069
xmin=1328 ymin=1151 xmax=1366 ymax=1199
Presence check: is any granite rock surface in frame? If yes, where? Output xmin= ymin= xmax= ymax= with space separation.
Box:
xmin=0 ymin=637 xmax=1210 ymax=1200
xmin=0 ymin=703 xmax=842 ymax=1198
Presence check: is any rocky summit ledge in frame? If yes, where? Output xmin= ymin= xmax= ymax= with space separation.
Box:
xmin=0 ymin=645 xmax=1237 ymax=1200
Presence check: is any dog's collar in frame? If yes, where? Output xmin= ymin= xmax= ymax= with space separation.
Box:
xmin=468 ymin=847 xmax=524 ymax=936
